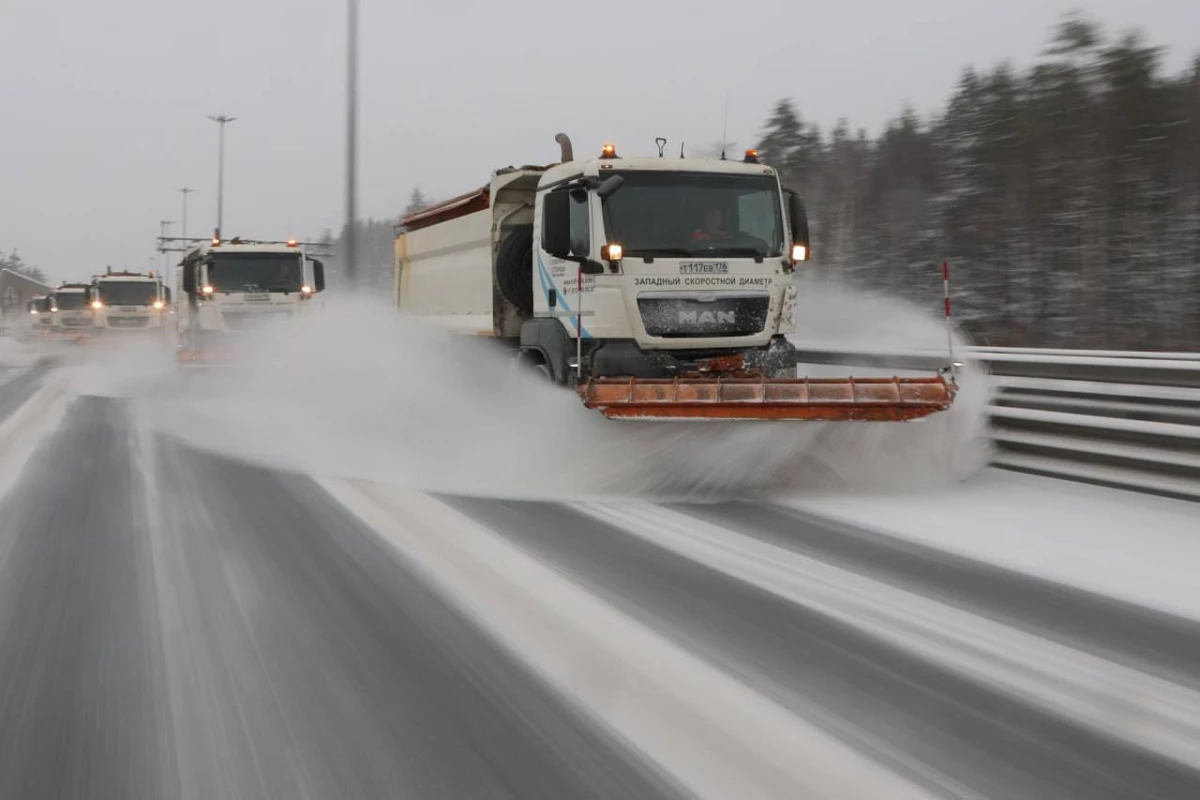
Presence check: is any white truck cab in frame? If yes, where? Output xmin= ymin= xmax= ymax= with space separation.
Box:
xmin=176 ymin=238 xmax=326 ymax=360
xmin=397 ymin=136 xmax=810 ymax=384
xmin=28 ymin=296 xmax=54 ymax=331
xmin=88 ymin=269 xmax=170 ymax=333
xmin=50 ymin=284 xmax=94 ymax=332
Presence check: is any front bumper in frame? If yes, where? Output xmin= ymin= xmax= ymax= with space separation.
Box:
xmin=589 ymin=336 xmax=797 ymax=379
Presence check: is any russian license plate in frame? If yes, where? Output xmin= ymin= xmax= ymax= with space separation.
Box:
xmin=244 ymin=293 xmax=270 ymax=302
xmin=679 ymin=262 xmax=729 ymax=274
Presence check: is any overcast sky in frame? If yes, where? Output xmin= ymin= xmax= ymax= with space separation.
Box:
xmin=1 ymin=0 xmax=1196 ymax=283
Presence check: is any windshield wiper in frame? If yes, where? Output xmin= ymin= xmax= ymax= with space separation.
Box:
xmin=626 ymin=248 xmax=696 ymax=261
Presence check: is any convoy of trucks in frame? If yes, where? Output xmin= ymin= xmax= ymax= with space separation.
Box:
xmin=394 ymin=133 xmax=956 ymax=421
xmin=24 ymin=132 xmax=956 ymax=423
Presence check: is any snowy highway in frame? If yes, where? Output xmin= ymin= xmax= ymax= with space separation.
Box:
xmin=2 ymin=333 xmax=1200 ymax=799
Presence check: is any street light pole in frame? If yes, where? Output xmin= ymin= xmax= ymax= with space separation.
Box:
xmin=343 ymin=0 xmax=359 ymax=286
xmin=179 ymin=187 xmax=194 ymax=241
xmin=207 ymin=115 xmax=236 ymax=238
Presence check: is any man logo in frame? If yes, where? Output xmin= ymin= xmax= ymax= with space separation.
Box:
xmin=678 ymin=310 xmax=736 ymax=325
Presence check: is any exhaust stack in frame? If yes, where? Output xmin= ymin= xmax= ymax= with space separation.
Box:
xmin=555 ymin=133 xmax=574 ymax=163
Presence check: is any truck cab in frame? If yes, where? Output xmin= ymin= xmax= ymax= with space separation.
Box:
xmin=88 ymin=269 xmax=170 ymax=333
xmin=397 ymin=136 xmax=809 ymax=385
xmin=176 ymin=238 xmax=326 ymax=360
xmin=28 ymin=296 xmax=53 ymax=331
xmin=50 ymin=284 xmax=94 ymax=332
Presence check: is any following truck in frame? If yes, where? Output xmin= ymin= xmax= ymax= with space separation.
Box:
xmin=87 ymin=268 xmax=171 ymax=335
xmin=394 ymin=133 xmax=955 ymax=421
xmin=49 ymin=283 xmax=94 ymax=337
xmin=175 ymin=237 xmax=326 ymax=363
xmin=28 ymin=296 xmax=54 ymax=333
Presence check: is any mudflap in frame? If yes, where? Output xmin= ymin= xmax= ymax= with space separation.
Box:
xmin=578 ymin=375 xmax=957 ymax=421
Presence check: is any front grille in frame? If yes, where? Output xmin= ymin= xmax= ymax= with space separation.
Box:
xmin=222 ymin=310 xmax=292 ymax=331
xmin=638 ymin=293 xmax=770 ymax=338
xmin=107 ymin=316 xmax=150 ymax=328
xmin=61 ymin=317 xmax=91 ymax=327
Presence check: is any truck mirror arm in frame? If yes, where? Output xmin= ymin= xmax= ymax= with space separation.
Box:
xmin=558 ymin=253 xmax=606 ymax=275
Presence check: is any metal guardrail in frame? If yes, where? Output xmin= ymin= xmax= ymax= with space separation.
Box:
xmin=793 ymin=343 xmax=1200 ymax=502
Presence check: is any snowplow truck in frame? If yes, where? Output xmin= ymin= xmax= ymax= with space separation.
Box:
xmin=88 ymin=268 xmax=171 ymax=334
xmin=394 ymin=134 xmax=955 ymax=421
xmin=175 ymin=238 xmax=326 ymax=364
xmin=49 ymin=283 xmax=95 ymax=339
xmin=28 ymin=296 xmax=54 ymax=332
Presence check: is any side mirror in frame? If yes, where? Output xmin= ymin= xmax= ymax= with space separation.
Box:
xmin=164 ymin=286 xmax=172 ymax=305
xmin=182 ymin=263 xmax=197 ymax=294
xmin=787 ymin=191 xmax=811 ymax=262
xmin=596 ymin=174 xmax=625 ymax=199
xmin=312 ymin=259 xmax=325 ymax=292
xmin=580 ymin=261 xmax=605 ymax=275
xmin=542 ymin=189 xmax=571 ymax=258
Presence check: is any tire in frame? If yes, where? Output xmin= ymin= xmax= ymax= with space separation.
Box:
xmin=514 ymin=348 xmax=556 ymax=384
xmin=496 ymin=227 xmax=534 ymax=315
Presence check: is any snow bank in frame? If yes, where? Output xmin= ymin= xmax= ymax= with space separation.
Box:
xmin=781 ymin=468 xmax=1200 ymax=622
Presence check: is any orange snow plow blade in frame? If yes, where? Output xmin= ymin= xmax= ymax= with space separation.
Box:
xmin=176 ymin=345 xmax=257 ymax=365
xmin=579 ymin=376 xmax=956 ymax=421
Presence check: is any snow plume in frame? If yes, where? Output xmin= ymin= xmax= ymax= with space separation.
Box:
xmin=0 ymin=336 xmax=56 ymax=368
xmin=136 ymin=283 xmax=991 ymax=501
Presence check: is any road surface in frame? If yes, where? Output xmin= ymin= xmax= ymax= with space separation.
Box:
xmin=0 ymin=360 xmax=1198 ymax=799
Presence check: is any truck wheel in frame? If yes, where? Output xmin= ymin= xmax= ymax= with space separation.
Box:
xmin=496 ymin=227 xmax=534 ymax=315
xmin=515 ymin=348 xmax=556 ymax=384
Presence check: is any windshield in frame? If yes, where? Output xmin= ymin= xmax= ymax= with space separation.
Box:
xmin=207 ymin=253 xmax=303 ymax=293
xmin=603 ymin=172 xmax=784 ymax=259
xmin=97 ymin=281 xmax=158 ymax=306
xmin=30 ymin=298 xmax=52 ymax=312
xmin=54 ymin=292 xmax=87 ymax=310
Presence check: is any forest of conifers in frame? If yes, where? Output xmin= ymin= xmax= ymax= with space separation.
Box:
xmin=758 ymin=13 xmax=1199 ymax=349
xmin=326 ymin=12 xmax=1198 ymax=351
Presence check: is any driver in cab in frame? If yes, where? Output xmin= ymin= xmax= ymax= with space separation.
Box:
xmin=691 ymin=208 xmax=734 ymax=242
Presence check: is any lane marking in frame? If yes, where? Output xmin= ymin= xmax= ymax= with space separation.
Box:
xmin=577 ymin=500 xmax=1200 ymax=772
xmin=318 ymin=478 xmax=938 ymax=800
